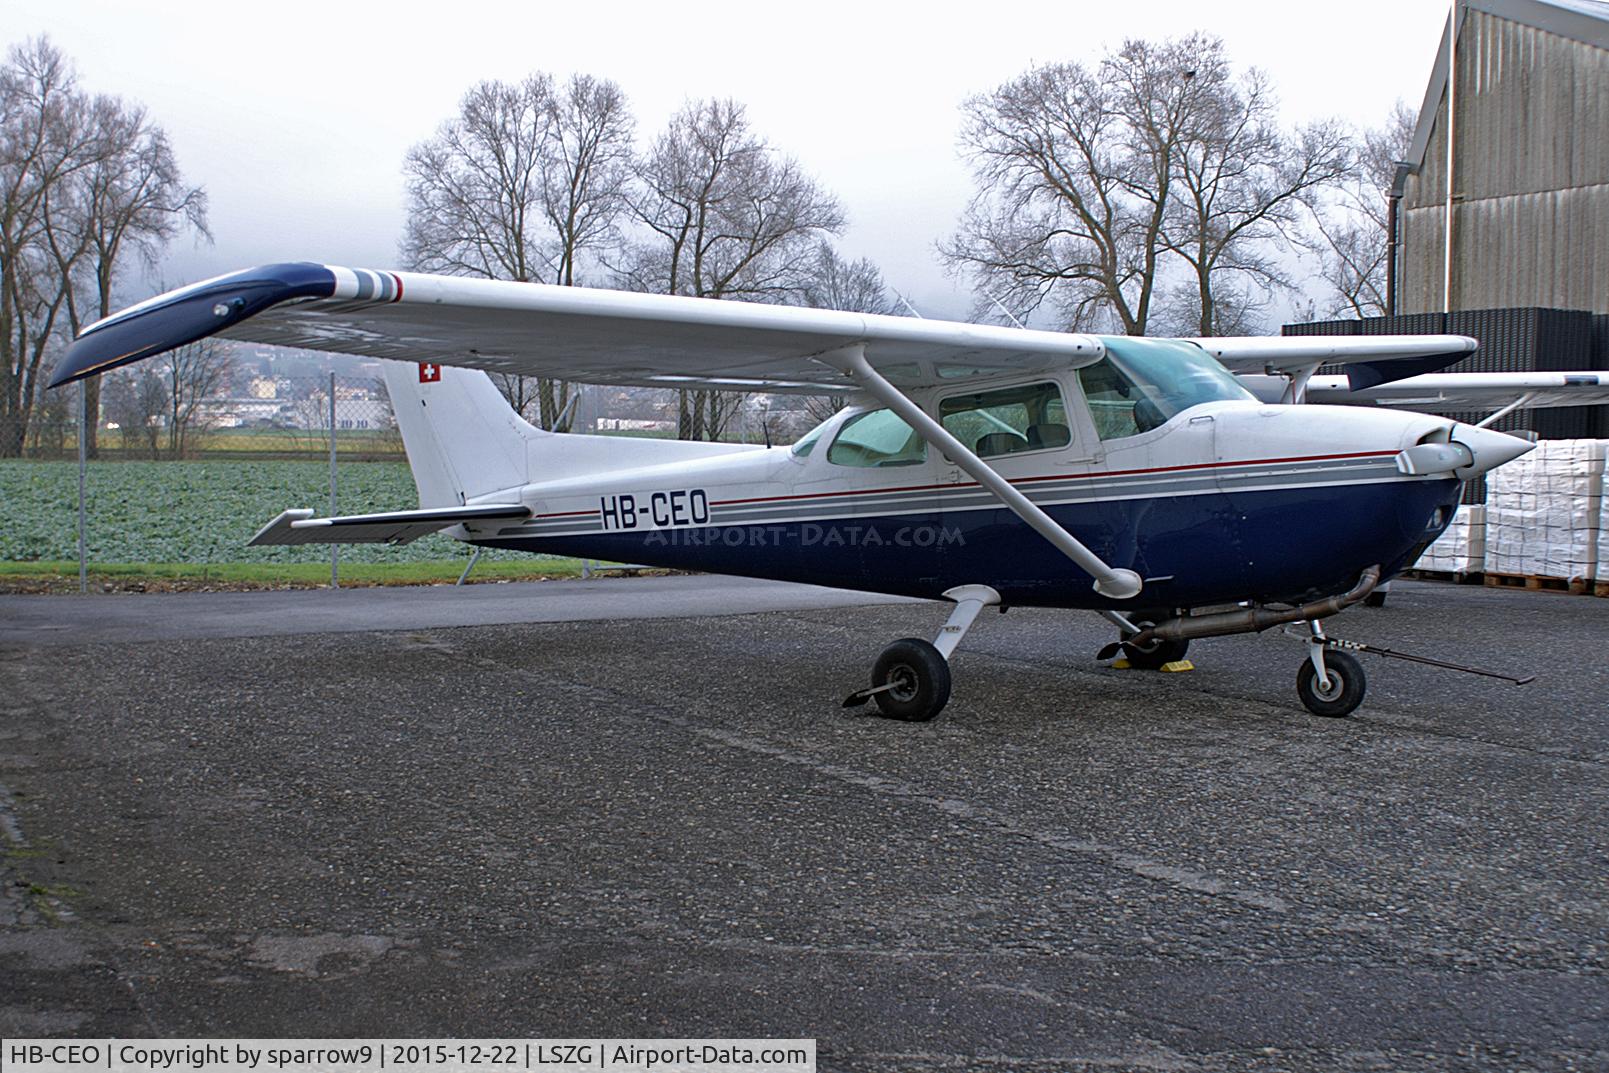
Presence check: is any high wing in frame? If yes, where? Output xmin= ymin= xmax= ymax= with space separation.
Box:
xmin=1301 ymin=371 xmax=1609 ymax=412
xmin=51 ymin=262 xmax=1479 ymax=394
xmin=52 ymin=262 xmax=1108 ymax=393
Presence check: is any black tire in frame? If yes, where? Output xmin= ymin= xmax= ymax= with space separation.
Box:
xmin=1296 ymin=650 xmax=1366 ymax=718
xmin=1121 ymin=621 xmax=1190 ymax=670
xmin=871 ymin=638 xmax=952 ymax=722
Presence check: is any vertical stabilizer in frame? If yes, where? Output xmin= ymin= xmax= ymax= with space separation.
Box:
xmin=380 ymin=360 xmax=543 ymax=507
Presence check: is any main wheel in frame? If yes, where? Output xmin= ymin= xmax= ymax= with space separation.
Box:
xmin=871 ymin=638 xmax=952 ymax=722
xmin=1121 ymin=621 xmax=1190 ymax=670
xmin=1296 ymin=650 xmax=1366 ymax=718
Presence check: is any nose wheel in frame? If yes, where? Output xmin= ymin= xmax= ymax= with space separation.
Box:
xmin=1297 ymin=621 xmax=1366 ymax=717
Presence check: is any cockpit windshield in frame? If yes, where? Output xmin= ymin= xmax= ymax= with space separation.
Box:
xmin=1079 ymin=337 xmax=1254 ymax=439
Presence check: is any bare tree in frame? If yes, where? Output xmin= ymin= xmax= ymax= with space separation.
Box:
xmin=1307 ymin=102 xmax=1416 ymax=319
xmin=800 ymin=240 xmax=897 ymax=316
xmin=402 ymin=73 xmax=633 ymax=430
xmin=103 ymin=364 xmax=165 ymax=457
xmin=0 ymin=39 xmax=97 ymax=457
xmin=798 ymin=241 xmax=896 ymax=423
xmin=1 ymin=38 xmax=206 ymax=458
xmin=26 ymin=370 xmax=70 ymax=454
xmin=943 ymin=54 xmax=1177 ymax=334
xmin=621 ymin=99 xmax=844 ymax=439
xmin=1152 ymin=41 xmax=1352 ymax=335
xmin=946 ymin=34 xmax=1350 ymax=337
xmin=160 ymin=338 xmax=229 ymax=458
xmin=46 ymin=91 xmax=209 ymax=456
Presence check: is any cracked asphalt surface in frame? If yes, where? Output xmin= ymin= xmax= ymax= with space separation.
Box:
xmin=0 ymin=575 xmax=1604 ymax=1070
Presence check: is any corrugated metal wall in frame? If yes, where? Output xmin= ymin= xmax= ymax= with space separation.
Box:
xmin=1283 ymin=306 xmax=1609 ymax=501
xmin=1399 ymin=8 xmax=1609 ymax=315
xmin=1283 ymin=307 xmax=1607 ymax=435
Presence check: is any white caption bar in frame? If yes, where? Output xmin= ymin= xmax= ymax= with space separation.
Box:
xmin=0 ymin=1041 xmax=815 ymax=1073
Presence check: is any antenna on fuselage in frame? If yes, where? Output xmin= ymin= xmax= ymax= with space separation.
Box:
xmin=982 ymin=290 xmax=1027 ymax=330
xmin=892 ymin=290 xmax=926 ymax=319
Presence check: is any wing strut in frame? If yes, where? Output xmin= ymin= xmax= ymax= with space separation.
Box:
xmin=1473 ymin=391 xmax=1537 ymax=429
xmin=824 ymin=345 xmax=1143 ymax=600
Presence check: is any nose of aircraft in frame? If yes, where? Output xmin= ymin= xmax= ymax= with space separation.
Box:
xmin=1395 ymin=422 xmax=1535 ymax=479
xmin=1450 ymin=423 xmax=1536 ymax=477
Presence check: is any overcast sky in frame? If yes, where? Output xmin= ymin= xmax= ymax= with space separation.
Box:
xmin=12 ymin=0 xmax=1452 ymax=322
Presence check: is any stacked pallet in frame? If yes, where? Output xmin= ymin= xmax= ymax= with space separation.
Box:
xmin=1484 ymin=439 xmax=1604 ymax=591
xmin=1599 ymin=482 xmax=1609 ymax=595
xmin=1416 ymin=505 xmax=1486 ymax=576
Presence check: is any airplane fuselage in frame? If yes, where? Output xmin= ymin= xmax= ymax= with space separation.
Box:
xmin=471 ymin=399 xmax=1467 ymax=615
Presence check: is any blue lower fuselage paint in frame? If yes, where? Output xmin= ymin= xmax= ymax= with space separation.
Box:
xmin=480 ymin=477 xmax=1463 ymax=614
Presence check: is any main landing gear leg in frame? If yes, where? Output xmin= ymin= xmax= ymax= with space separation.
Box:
xmin=1296 ymin=619 xmax=1367 ymax=718
xmin=842 ymin=585 xmax=1001 ymax=722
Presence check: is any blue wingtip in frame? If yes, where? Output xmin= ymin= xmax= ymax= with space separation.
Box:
xmin=48 ymin=262 xmax=337 ymax=388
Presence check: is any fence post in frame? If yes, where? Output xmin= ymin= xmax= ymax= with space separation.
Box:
xmin=329 ymin=371 xmax=339 ymax=589
xmin=77 ymin=380 xmax=87 ymax=594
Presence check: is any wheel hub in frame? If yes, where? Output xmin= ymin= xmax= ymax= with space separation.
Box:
xmin=886 ymin=664 xmax=919 ymax=702
xmin=1312 ymin=671 xmax=1343 ymax=701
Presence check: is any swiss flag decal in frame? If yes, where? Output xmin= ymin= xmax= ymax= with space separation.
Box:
xmin=418 ymin=362 xmax=442 ymax=383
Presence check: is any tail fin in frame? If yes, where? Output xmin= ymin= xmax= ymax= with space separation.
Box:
xmin=381 ymin=360 xmax=769 ymax=509
xmin=380 ymin=360 xmax=543 ymax=507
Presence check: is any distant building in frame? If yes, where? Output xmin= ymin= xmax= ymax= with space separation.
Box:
xmin=1394 ymin=0 xmax=1609 ymax=315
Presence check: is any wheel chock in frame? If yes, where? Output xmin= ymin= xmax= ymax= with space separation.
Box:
xmin=1110 ymin=658 xmax=1196 ymax=672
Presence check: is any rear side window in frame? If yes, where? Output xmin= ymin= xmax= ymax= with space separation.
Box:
xmin=939 ymin=381 xmax=1070 ymax=458
xmin=827 ymin=408 xmax=927 ymax=467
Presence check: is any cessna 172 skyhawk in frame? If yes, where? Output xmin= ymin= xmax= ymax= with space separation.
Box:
xmin=51 ymin=263 xmax=1562 ymax=722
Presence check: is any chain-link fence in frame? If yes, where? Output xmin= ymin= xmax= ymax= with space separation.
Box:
xmin=11 ymin=370 xmax=406 ymax=463
xmin=1 ymin=355 xmax=832 ymax=586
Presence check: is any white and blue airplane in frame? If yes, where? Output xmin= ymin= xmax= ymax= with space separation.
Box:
xmin=51 ymin=263 xmax=1568 ymax=722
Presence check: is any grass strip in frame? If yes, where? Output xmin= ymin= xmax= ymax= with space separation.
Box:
xmin=0 ymin=558 xmax=663 ymax=594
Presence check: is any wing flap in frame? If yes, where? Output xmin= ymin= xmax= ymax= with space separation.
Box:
xmin=1303 ymin=372 xmax=1609 ymax=412
xmin=248 ymin=504 xmax=531 ymax=547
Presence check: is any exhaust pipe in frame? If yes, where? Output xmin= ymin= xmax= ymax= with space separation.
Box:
xmin=1120 ymin=566 xmax=1382 ymax=649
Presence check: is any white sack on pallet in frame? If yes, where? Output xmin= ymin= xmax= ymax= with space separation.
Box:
xmin=1483 ymin=439 xmax=1606 ymax=582
xmin=1598 ymin=475 xmax=1609 ymax=582
xmin=1417 ymin=505 xmax=1486 ymax=574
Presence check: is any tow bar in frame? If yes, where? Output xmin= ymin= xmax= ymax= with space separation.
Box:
xmin=1299 ymin=632 xmax=1536 ymax=686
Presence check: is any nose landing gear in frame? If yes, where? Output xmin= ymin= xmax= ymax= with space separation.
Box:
xmin=1297 ymin=620 xmax=1367 ymax=717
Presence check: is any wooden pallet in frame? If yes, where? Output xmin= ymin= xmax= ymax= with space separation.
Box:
xmin=1404 ymin=568 xmax=1485 ymax=585
xmin=1596 ymin=581 xmax=1609 ymax=599
xmin=1484 ymin=572 xmax=1592 ymax=596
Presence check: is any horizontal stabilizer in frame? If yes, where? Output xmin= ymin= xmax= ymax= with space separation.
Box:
xmin=248 ymin=503 xmax=531 ymax=546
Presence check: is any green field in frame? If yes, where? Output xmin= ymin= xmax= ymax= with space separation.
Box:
xmin=0 ymin=459 xmax=561 ymax=566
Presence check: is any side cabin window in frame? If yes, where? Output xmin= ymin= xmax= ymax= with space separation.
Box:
xmin=939 ymin=381 xmax=1070 ymax=458
xmin=827 ymin=408 xmax=927 ymax=467
xmin=1078 ymin=359 xmax=1154 ymax=441
xmin=790 ymin=422 xmax=827 ymax=457
xmin=1078 ymin=341 xmax=1256 ymax=441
